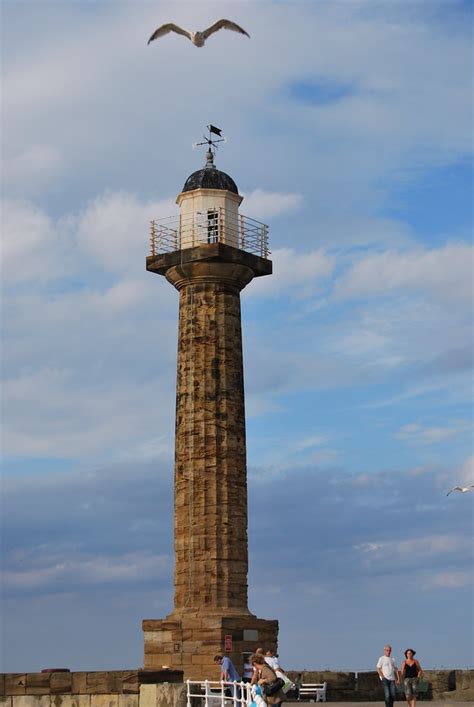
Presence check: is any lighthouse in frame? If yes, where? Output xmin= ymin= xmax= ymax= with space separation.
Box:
xmin=143 ymin=130 xmax=278 ymax=679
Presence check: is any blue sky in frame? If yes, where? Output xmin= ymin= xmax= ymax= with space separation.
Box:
xmin=1 ymin=0 xmax=473 ymax=673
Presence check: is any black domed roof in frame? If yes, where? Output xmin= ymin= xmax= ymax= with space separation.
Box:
xmin=182 ymin=167 xmax=238 ymax=194
xmin=181 ymin=150 xmax=239 ymax=194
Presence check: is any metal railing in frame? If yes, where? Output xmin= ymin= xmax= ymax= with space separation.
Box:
xmin=186 ymin=680 xmax=253 ymax=707
xmin=149 ymin=208 xmax=270 ymax=259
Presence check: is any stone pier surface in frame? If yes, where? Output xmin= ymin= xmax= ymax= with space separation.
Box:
xmin=145 ymin=243 xmax=276 ymax=678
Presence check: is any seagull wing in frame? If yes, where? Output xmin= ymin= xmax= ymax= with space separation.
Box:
xmin=446 ymin=487 xmax=463 ymax=496
xmin=147 ymin=23 xmax=192 ymax=45
xmin=202 ymin=19 xmax=250 ymax=40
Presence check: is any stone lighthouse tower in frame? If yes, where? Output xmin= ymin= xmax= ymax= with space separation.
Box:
xmin=143 ymin=134 xmax=278 ymax=679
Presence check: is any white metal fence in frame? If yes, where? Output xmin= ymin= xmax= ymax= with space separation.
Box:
xmin=186 ymin=680 xmax=253 ymax=707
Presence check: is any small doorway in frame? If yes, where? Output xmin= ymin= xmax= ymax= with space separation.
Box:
xmin=207 ymin=209 xmax=219 ymax=243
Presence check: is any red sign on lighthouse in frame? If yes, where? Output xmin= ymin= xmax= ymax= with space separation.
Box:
xmin=224 ymin=634 xmax=233 ymax=652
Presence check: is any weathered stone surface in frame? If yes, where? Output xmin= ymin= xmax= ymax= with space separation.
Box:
xmin=90 ymin=695 xmax=119 ymax=707
xmin=0 ymin=698 xmax=12 ymax=707
xmin=143 ymin=610 xmax=278 ymax=680
xmin=171 ymin=274 xmax=250 ymax=613
xmin=118 ymin=696 xmax=138 ymax=707
xmin=144 ymin=632 xmax=173 ymax=644
xmin=0 ymin=677 xmax=5 ymax=697
xmin=355 ymin=670 xmax=384 ymax=699
xmin=86 ymin=675 xmax=119 ymax=695
xmin=50 ymin=673 xmax=72 ymax=695
xmin=13 ymin=697 xmax=50 ymax=707
xmin=5 ymin=677 xmax=26 ymax=697
xmin=146 ymin=243 xmax=272 ymax=280
xmin=25 ymin=676 xmax=51 ymax=696
xmin=139 ymin=684 xmax=187 ymax=707
xmin=71 ymin=675 xmax=88 ymax=696
xmin=455 ymin=669 xmax=474 ymax=694
xmin=424 ymin=669 xmax=455 ymax=697
xmin=51 ymin=696 xmax=90 ymax=707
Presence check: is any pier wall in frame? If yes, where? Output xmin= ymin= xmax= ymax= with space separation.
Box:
xmin=1 ymin=669 xmax=473 ymax=703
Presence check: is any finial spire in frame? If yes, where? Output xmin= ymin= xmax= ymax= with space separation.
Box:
xmin=205 ymin=148 xmax=216 ymax=169
xmin=193 ymin=124 xmax=226 ymax=168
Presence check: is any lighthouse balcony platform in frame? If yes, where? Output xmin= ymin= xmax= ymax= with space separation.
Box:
xmin=149 ymin=209 xmax=269 ymax=259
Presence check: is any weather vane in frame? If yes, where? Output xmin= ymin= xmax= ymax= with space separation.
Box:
xmin=193 ymin=125 xmax=226 ymax=158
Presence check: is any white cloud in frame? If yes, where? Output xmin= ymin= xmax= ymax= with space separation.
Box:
xmin=334 ymin=243 xmax=473 ymax=305
xmin=241 ymin=189 xmax=303 ymax=220
xmin=292 ymin=435 xmax=325 ymax=452
xmin=354 ymin=534 xmax=463 ymax=561
xmin=248 ymin=247 xmax=334 ymax=298
xmin=423 ymin=571 xmax=472 ymax=590
xmin=2 ymin=367 xmax=175 ymax=458
xmin=2 ymin=551 xmax=170 ymax=590
xmin=397 ymin=421 xmax=471 ymax=446
xmin=3 ymin=145 xmax=63 ymax=196
xmin=76 ymin=191 xmax=177 ymax=273
xmin=1 ymin=199 xmax=62 ymax=283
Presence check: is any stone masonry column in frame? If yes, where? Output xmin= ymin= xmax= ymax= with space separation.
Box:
xmin=143 ymin=245 xmax=278 ymax=678
xmin=143 ymin=146 xmax=278 ymax=677
xmin=166 ymin=261 xmax=254 ymax=614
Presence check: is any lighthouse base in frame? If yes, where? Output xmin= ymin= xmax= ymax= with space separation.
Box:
xmin=142 ymin=611 xmax=279 ymax=680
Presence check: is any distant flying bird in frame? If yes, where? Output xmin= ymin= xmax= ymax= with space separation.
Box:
xmin=446 ymin=485 xmax=474 ymax=496
xmin=147 ymin=19 xmax=250 ymax=47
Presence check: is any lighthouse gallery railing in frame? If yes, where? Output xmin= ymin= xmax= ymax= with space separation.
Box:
xmin=150 ymin=209 xmax=270 ymax=259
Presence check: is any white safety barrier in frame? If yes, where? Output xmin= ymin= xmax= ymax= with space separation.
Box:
xmin=186 ymin=680 xmax=253 ymax=707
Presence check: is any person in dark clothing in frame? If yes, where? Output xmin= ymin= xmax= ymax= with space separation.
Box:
xmin=401 ymin=649 xmax=423 ymax=707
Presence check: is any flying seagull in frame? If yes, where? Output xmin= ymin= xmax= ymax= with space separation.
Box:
xmin=446 ymin=485 xmax=474 ymax=496
xmin=147 ymin=19 xmax=250 ymax=47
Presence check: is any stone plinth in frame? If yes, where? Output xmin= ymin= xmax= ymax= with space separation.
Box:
xmin=143 ymin=613 xmax=278 ymax=679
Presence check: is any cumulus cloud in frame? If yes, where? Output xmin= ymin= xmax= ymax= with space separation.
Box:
xmin=2 ymin=551 xmax=170 ymax=591
xmin=248 ymin=247 xmax=334 ymax=298
xmin=1 ymin=198 xmax=62 ymax=283
xmin=3 ymin=145 xmax=63 ymax=196
xmin=241 ymin=189 xmax=303 ymax=220
xmin=76 ymin=192 xmax=177 ymax=273
xmin=334 ymin=243 xmax=473 ymax=305
xmin=2 ymin=368 xmax=175 ymax=458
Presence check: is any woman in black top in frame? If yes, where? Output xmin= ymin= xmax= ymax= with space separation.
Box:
xmin=401 ymin=649 xmax=423 ymax=707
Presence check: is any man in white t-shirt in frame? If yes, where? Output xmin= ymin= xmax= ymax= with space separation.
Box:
xmin=264 ymin=650 xmax=280 ymax=671
xmin=376 ymin=644 xmax=400 ymax=707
